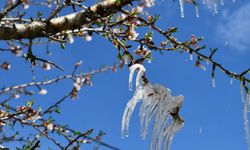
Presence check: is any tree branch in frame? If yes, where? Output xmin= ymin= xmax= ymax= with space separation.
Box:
xmin=0 ymin=0 xmax=133 ymax=40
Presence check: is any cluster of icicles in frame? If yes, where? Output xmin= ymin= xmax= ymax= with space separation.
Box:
xmin=121 ymin=64 xmax=184 ymax=150
xmin=179 ymin=0 xmax=236 ymax=18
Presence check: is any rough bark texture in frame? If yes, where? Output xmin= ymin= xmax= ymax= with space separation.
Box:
xmin=0 ymin=0 xmax=132 ymax=40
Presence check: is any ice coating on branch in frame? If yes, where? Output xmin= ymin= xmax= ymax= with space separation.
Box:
xmin=128 ymin=64 xmax=146 ymax=91
xmin=122 ymin=66 xmax=184 ymax=150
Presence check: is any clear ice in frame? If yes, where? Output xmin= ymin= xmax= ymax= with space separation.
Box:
xmin=128 ymin=64 xmax=146 ymax=91
xmin=122 ymin=64 xmax=184 ymax=150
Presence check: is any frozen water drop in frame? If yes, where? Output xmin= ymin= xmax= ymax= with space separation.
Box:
xmin=212 ymin=78 xmax=216 ymax=88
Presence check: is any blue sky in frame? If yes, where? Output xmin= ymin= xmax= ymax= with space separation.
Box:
xmin=0 ymin=0 xmax=250 ymax=150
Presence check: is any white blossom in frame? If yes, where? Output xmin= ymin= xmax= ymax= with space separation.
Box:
xmin=39 ymin=89 xmax=48 ymax=95
xmin=84 ymin=35 xmax=92 ymax=42
xmin=42 ymin=62 xmax=51 ymax=71
xmin=75 ymin=77 xmax=81 ymax=84
xmin=143 ymin=0 xmax=155 ymax=8
xmin=46 ymin=123 xmax=54 ymax=131
xmin=73 ymin=83 xmax=81 ymax=91
xmin=127 ymin=30 xmax=139 ymax=40
xmin=31 ymin=115 xmax=42 ymax=122
xmin=35 ymin=135 xmax=40 ymax=139
xmin=13 ymin=94 xmax=20 ymax=99
xmin=23 ymin=4 xmax=29 ymax=9
xmin=135 ymin=6 xmax=144 ymax=13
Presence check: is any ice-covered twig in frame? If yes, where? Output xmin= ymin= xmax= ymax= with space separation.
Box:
xmin=122 ymin=66 xmax=184 ymax=150
xmin=128 ymin=64 xmax=146 ymax=91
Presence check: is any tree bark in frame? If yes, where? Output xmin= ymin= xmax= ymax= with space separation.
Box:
xmin=0 ymin=0 xmax=132 ymax=40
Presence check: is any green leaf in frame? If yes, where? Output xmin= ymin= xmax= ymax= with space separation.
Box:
xmin=143 ymin=51 xmax=152 ymax=59
xmin=145 ymin=31 xmax=153 ymax=39
xmin=38 ymin=106 xmax=42 ymax=112
xmin=245 ymin=86 xmax=249 ymax=94
xmin=54 ymin=107 xmax=61 ymax=114
xmin=154 ymin=14 xmax=160 ymax=21
xmin=73 ymin=131 xmax=82 ymax=135
xmin=121 ymin=39 xmax=126 ymax=45
xmin=26 ymin=100 xmax=34 ymax=108
xmin=117 ymin=52 xmax=122 ymax=60
xmin=85 ymin=128 xmax=94 ymax=136
xmin=168 ymin=27 xmax=178 ymax=34
xmin=37 ymin=11 xmax=43 ymax=18
xmin=197 ymin=37 xmax=204 ymax=41
xmin=60 ymin=43 xmax=65 ymax=49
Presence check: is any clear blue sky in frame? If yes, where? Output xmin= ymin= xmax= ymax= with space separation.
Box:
xmin=1 ymin=0 xmax=250 ymax=150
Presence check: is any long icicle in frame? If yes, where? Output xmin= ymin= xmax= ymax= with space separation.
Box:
xmin=240 ymin=82 xmax=250 ymax=149
xmin=179 ymin=0 xmax=185 ymax=18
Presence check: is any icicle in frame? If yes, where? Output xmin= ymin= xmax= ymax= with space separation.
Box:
xmin=195 ymin=5 xmax=200 ymax=18
xmin=220 ymin=0 xmax=224 ymax=6
xmin=232 ymin=0 xmax=236 ymax=3
xmin=121 ymin=87 xmax=144 ymax=138
xmin=179 ymin=0 xmax=185 ymax=18
xmin=212 ymin=78 xmax=216 ymax=88
xmin=199 ymin=65 xmax=206 ymax=71
xmin=206 ymin=59 xmax=210 ymax=65
xmin=129 ymin=66 xmax=136 ymax=91
xmin=240 ymin=83 xmax=250 ymax=149
xmin=213 ymin=0 xmax=218 ymax=14
xmin=136 ymin=67 xmax=146 ymax=88
xmin=162 ymin=119 xmax=183 ymax=150
xmin=240 ymin=82 xmax=245 ymax=102
xmin=207 ymin=0 xmax=211 ymax=9
xmin=189 ymin=54 xmax=193 ymax=61
xmin=230 ymin=78 xmax=234 ymax=85
xmin=128 ymin=64 xmax=146 ymax=91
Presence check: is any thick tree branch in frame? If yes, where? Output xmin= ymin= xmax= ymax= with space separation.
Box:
xmin=0 ymin=0 xmax=132 ymax=40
